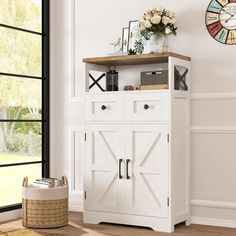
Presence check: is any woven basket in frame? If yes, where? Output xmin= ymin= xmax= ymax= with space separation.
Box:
xmin=22 ymin=176 xmax=68 ymax=229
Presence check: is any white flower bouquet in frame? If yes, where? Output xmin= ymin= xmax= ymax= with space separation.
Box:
xmin=139 ymin=5 xmax=177 ymax=39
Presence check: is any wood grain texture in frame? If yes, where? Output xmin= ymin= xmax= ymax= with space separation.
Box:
xmin=0 ymin=228 xmax=63 ymax=236
xmin=83 ymin=52 xmax=191 ymax=66
xmin=1 ymin=212 xmax=236 ymax=236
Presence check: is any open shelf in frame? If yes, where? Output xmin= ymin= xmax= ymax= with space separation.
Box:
xmin=83 ymin=52 xmax=191 ymax=66
xmin=83 ymin=52 xmax=191 ymax=95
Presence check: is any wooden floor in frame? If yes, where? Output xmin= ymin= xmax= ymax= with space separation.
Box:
xmin=1 ymin=212 xmax=236 ymax=236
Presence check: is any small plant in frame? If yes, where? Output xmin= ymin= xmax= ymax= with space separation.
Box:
xmin=134 ymin=40 xmax=144 ymax=54
xmin=128 ymin=49 xmax=137 ymax=55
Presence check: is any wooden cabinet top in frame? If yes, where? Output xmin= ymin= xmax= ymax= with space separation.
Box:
xmin=83 ymin=52 xmax=191 ymax=66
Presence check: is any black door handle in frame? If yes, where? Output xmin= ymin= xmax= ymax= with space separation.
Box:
xmin=101 ymin=105 xmax=107 ymax=110
xmin=144 ymin=104 xmax=149 ymax=110
xmin=119 ymin=159 xmax=123 ymax=179
xmin=126 ymin=159 xmax=131 ymax=179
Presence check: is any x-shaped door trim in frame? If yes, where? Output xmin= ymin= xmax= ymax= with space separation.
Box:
xmin=89 ymin=73 xmax=106 ymax=91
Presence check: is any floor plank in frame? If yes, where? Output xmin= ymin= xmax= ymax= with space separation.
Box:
xmin=1 ymin=212 xmax=236 ymax=236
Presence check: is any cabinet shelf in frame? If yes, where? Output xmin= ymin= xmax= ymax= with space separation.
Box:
xmin=85 ymin=89 xmax=169 ymax=95
xmin=83 ymin=52 xmax=191 ymax=66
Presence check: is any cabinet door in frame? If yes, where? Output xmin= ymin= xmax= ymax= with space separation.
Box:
xmin=85 ymin=124 xmax=125 ymax=213
xmin=124 ymin=124 xmax=169 ymax=218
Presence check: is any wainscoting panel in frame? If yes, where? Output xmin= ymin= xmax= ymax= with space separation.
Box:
xmin=190 ymin=92 xmax=236 ymax=227
xmin=69 ymin=127 xmax=85 ymax=211
xmin=192 ymin=94 xmax=236 ymax=127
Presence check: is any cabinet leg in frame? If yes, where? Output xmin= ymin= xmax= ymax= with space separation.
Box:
xmin=83 ymin=213 xmax=101 ymax=225
xmin=152 ymin=224 xmax=174 ymax=233
xmin=185 ymin=219 xmax=191 ymax=226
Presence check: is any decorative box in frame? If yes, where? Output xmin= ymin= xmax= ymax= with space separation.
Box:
xmin=141 ymin=70 xmax=168 ymax=86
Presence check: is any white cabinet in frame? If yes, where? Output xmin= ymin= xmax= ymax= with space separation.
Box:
xmin=83 ymin=53 xmax=191 ymax=233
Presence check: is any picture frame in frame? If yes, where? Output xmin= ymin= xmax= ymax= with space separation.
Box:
xmin=122 ymin=27 xmax=129 ymax=52
xmin=128 ymin=20 xmax=140 ymax=51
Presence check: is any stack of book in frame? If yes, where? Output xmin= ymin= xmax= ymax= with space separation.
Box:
xmin=32 ymin=178 xmax=58 ymax=188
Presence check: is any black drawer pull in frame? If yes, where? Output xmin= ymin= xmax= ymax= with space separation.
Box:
xmin=101 ymin=105 xmax=107 ymax=110
xmin=126 ymin=159 xmax=131 ymax=179
xmin=119 ymin=159 xmax=123 ymax=179
xmin=144 ymin=104 xmax=149 ymax=110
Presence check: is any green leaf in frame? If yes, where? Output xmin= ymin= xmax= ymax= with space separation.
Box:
xmin=134 ymin=40 xmax=144 ymax=54
xmin=128 ymin=49 xmax=137 ymax=55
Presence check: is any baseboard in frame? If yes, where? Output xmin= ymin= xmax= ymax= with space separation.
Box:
xmin=0 ymin=209 xmax=21 ymax=223
xmin=191 ymin=199 xmax=236 ymax=228
xmin=191 ymin=216 xmax=236 ymax=228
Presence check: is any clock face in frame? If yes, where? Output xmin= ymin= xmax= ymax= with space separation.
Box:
xmin=206 ymin=0 xmax=236 ymax=44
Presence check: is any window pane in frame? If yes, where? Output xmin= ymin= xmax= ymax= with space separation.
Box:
xmin=0 ymin=122 xmax=42 ymax=165
xmin=0 ymin=27 xmax=42 ymax=76
xmin=0 ymin=0 xmax=42 ymax=32
xmin=0 ymin=163 xmax=41 ymax=207
xmin=0 ymin=76 xmax=42 ymax=120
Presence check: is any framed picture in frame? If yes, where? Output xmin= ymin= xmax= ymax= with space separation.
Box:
xmin=128 ymin=20 xmax=140 ymax=51
xmin=122 ymin=27 xmax=129 ymax=52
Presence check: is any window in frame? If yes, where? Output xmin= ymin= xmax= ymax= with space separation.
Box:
xmin=0 ymin=0 xmax=49 ymax=212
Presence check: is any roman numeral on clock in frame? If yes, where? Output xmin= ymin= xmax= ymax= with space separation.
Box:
xmin=228 ymin=32 xmax=236 ymax=44
xmin=227 ymin=30 xmax=236 ymax=43
xmin=215 ymin=28 xmax=228 ymax=43
xmin=217 ymin=0 xmax=228 ymax=7
xmin=206 ymin=12 xmax=220 ymax=25
xmin=208 ymin=0 xmax=222 ymax=13
xmin=207 ymin=21 xmax=223 ymax=37
xmin=208 ymin=16 xmax=218 ymax=20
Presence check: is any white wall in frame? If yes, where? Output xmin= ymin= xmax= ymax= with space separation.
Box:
xmin=50 ymin=0 xmax=236 ymax=227
xmin=50 ymin=0 xmax=85 ymax=211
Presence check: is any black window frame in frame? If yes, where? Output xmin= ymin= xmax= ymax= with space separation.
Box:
xmin=0 ymin=0 xmax=50 ymax=213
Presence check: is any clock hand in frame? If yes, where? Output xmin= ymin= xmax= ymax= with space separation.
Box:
xmin=222 ymin=8 xmax=234 ymax=17
xmin=225 ymin=13 xmax=236 ymax=23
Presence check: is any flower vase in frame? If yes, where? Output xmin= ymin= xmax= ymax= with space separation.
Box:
xmin=162 ymin=35 xmax=169 ymax=52
xmin=149 ymin=34 xmax=169 ymax=53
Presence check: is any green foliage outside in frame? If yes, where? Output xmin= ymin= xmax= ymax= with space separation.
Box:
xmin=0 ymin=0 xmax=41 ymax=75
xmin=0 ymin=153 xmax=41 ymax=207
xmin=0 ymin=0 xmax=42 ymax=157
xmin=0 ymin=0 xmax=42 ymax=208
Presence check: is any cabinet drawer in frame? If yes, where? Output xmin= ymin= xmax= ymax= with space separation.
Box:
xmin=125 ymin=93 xmax=169 ymax=121
xmin=86 ymin=94 xmax=123 ymax=121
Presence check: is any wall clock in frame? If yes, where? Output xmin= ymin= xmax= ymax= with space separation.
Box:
xmin=206 ymin=0 xmax=236 ymax=44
